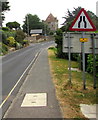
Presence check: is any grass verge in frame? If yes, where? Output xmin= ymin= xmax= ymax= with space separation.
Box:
xmin=48 ymin=47 xmax=97 ymax=119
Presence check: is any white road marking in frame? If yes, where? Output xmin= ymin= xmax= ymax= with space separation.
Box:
xmin=0 ymin=51 xmax=41 ymax=108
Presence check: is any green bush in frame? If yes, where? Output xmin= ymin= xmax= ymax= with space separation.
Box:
xmin=2 ymin=31 xmax=8 ymax=45
xmin=6 ymin=31 xmax=16 ymax=38
xmin=15 ymin=42 xmax=22 ymax=50
xmin=49 ymin=31 xmax=54 ymax=35
xmin=87 ymin=54 xmax=98 ymax=77
xmin=2 ymin=27 xmax=9 ymax=31
xmin=6 ymin=36 xmax=16 ymax=47
xmin=15 ymin=30 xmax=26 ymax=45
xmin=87 ymin=54 xmax=93 ymax=73
xmin=0 ymin=42 xmax=8 ymax=55
xmin=96 ymin=55 xmax=98 ymax=77
xmin=2 ymin=30 xmax=16 ymax=45
xmin=23 ymin=40 xmax=29 ymax=46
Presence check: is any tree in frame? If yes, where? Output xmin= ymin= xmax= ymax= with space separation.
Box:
xmin=61 ymin=7 xmax=82 ymax=31
xmin=13 ymin=21 xmax=20 ymax=30
xmin=87 ymin=11 xmax=98 ymax=30
xmin=6 ymin=22 xmax=13 ymax=29
xmin=6 ymin=21 xmax=20 ymax=30
xmin=2 ymin=1 xmax=10 ymax=11
xmin=22 ymin=14 xmax=44 ymax=35
xmin=1 ymin=1 xmax=10 ymax=21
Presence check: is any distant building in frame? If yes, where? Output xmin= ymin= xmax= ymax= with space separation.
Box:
xmin=44 ymin=13 xmax=58 ymax=32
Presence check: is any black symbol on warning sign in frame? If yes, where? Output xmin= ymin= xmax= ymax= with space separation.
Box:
xmin=78 ymin=16 xmax=87 ymax=28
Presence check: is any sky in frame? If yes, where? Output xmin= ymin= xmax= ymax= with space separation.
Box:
xmin=3 ymin=0 xmax=98 ymax=28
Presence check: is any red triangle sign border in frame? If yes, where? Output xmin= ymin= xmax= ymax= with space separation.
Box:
xmin=69 ymin=8 xmax=96 ymax=31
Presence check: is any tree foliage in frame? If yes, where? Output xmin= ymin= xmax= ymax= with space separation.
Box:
xmin=55 ymin=29 xmax=65 ymax=58
xmin=1 ymin=1 xmax=10 ymax=21
xmin=87 ymin=11 xmax=98 ymax=30
xmin=22 ymin=14 xmax=44 ymax=34
xmin=2 ymin=1 xmax=10 ymax=11
xmin=6 ymin=21 xmax=20 ymax=30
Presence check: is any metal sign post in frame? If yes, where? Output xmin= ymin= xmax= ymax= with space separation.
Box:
xmin=63 ymin=33 xmax=72 ymax=85
xmin=63 ymin=32 xmax=98 ymax=89
xmin=68 ymin=33 xmax=72 ymax=84
xmin=81 ymin=32 xmax=86 ymax=90
xmin=91 ymin=34 xmax=96 ymax=89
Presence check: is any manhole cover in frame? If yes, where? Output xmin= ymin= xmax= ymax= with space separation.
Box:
xmin=21 ymin=93 xmax=47 ymax=107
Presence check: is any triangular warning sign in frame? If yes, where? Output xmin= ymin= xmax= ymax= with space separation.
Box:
xmin=69 ymin=8 xmax=96 ymax=31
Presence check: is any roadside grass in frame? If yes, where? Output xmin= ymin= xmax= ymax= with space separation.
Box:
xmin=48 ymin=47 xmax=97 ymax=119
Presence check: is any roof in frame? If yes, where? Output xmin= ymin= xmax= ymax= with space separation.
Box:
xmin=45 ymin=13 xmax=58 ymax=22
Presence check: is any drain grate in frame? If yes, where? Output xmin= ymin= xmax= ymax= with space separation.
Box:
xmin=21 ymin=93 xmax=47 ymax=107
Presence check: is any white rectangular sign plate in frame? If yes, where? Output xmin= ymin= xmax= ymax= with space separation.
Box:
xmin=63 ymin=32 xmax=98 ymax=54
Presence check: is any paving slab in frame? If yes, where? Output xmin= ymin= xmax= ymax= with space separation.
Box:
xmin=80 ymin=104 xmax=98 ymax=120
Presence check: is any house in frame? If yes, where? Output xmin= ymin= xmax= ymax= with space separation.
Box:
xmin=44 ymin=13 xmax=58 ymax=32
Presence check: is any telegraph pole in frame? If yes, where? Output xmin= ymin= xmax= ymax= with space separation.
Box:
xmin=91 ymin=33 xmax=96 ymax=89
xmin=27 ymin=14 xmax=29 ymax=42
xmin=68 ymin=32 xmax=72 ymax=85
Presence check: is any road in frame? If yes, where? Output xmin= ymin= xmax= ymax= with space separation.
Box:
xmin=1 ymin=40 xmax=55 ymax=116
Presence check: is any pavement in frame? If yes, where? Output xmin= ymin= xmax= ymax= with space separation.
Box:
xmin=3 ymin=48 xmax=98 ymax=119
xmin=3 ymin=48 xmax=62 ymax=119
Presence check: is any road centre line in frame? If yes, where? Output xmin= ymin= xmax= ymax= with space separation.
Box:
xmin=2 ymin=46 xmax=37 ymax=64
xmin=0 ymin=50 xmax=42 ymax=108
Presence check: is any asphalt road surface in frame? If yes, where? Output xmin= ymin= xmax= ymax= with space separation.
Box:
xmin=3 ymin=45 xmax=62 ymax=119
xmin=1 ymin=40 xmax=55 ymax=116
